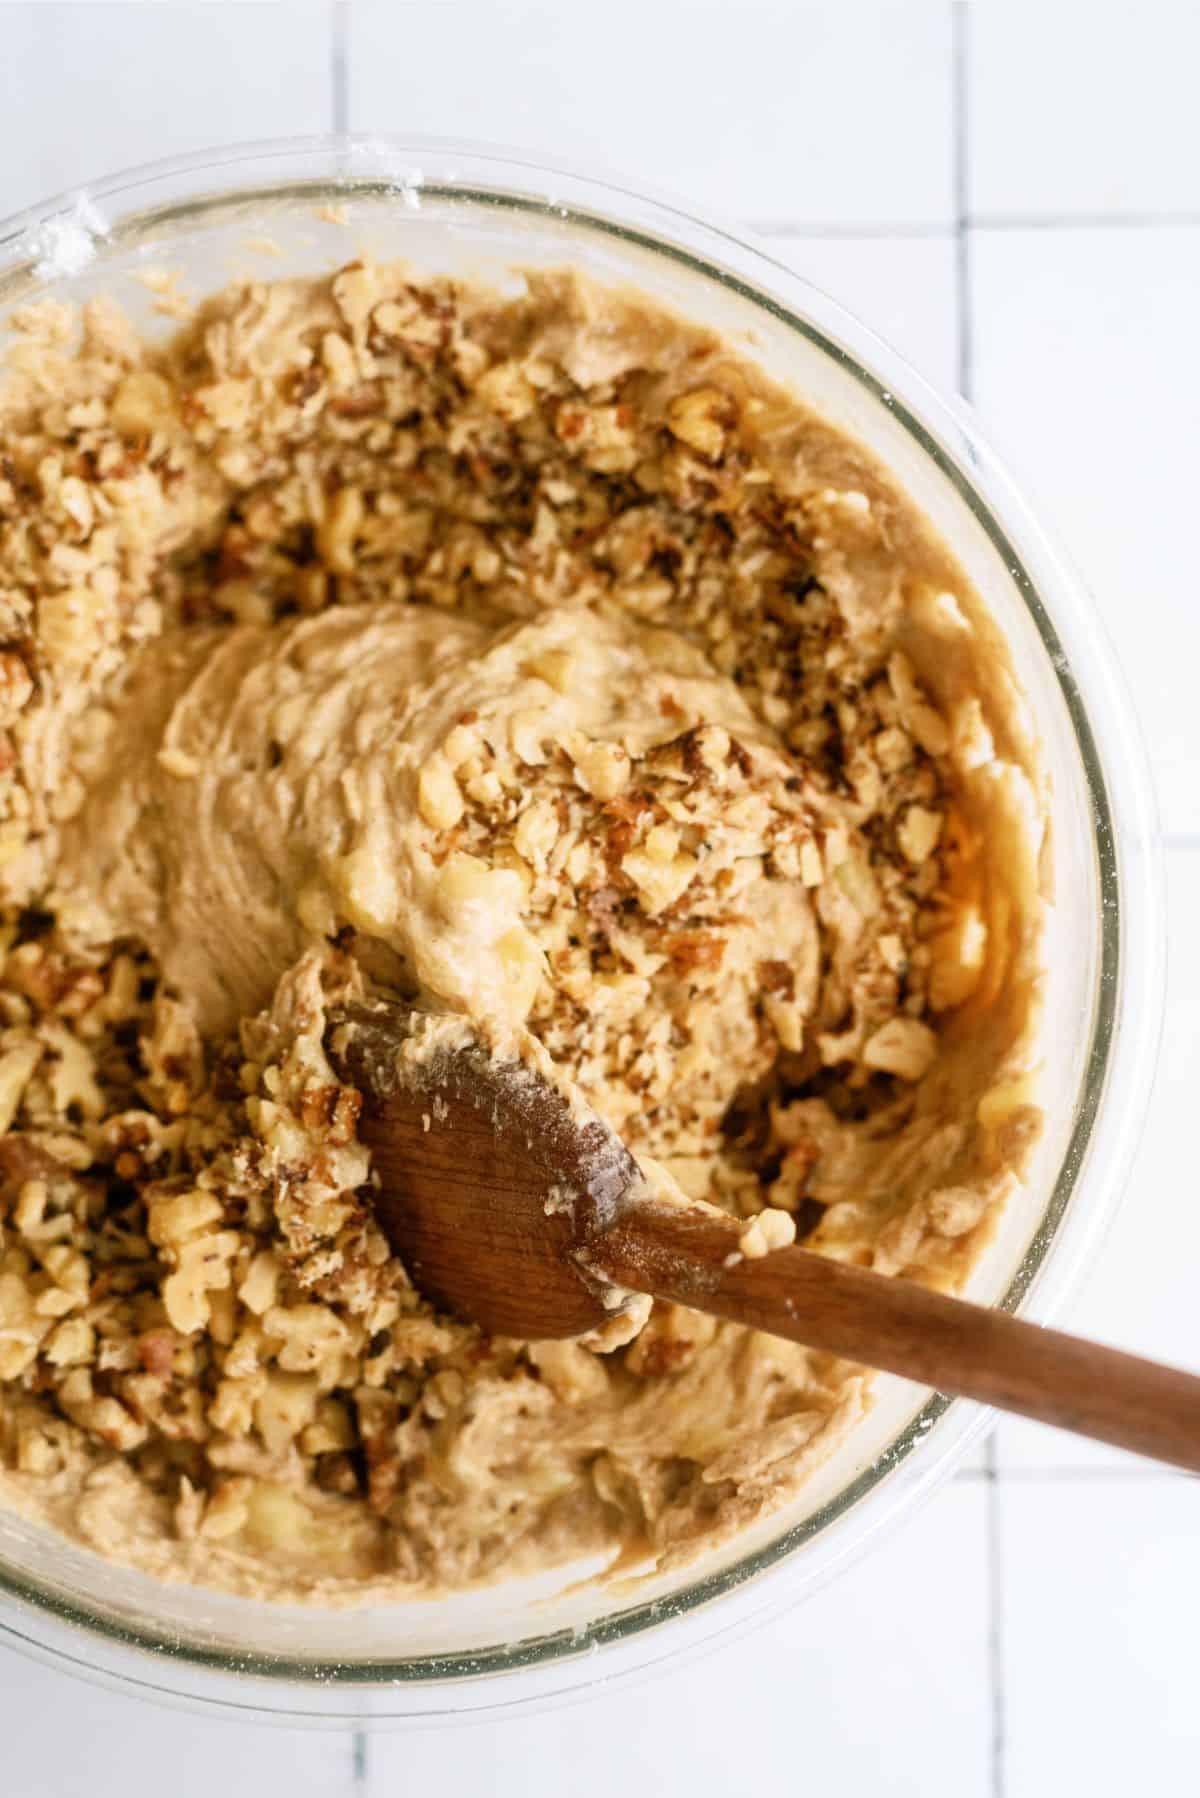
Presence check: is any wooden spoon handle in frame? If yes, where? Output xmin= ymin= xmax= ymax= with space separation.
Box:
xmin=595 ymin=1196 xmax=1200 ymax=1474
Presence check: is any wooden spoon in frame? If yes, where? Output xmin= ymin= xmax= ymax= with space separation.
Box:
xmin=328 ymin=1002 xmax=1200 ymax=1474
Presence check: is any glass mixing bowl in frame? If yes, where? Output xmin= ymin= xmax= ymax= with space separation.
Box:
xmin=0 ymin=136 xmax=1164 ymax=1725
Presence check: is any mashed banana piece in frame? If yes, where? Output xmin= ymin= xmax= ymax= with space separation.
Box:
xmin=0 ymin=261 xmax=1045 ymax=1600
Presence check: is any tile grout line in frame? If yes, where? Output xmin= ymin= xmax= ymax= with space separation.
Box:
xmin=751 ymin=219 xmax=951 ymax=240
xmin=952 ymin=1 xmax=971 ymax=403
xmin=332 ymin=0 xmax=349 ymax=136
xmin=974 ymin=207 xmax=1200 ymax=232
xmin=750 ymin=212 xmax=1200 ymax=242
xmin=983 ymin=1437 xmax=1007 ymax=1798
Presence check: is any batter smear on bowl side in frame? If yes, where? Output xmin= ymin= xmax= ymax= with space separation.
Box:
xmin=0 ymin=262 xmax=1044 ymax=1600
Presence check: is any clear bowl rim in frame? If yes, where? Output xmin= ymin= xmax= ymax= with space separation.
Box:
xmin=0 ymin=132 xmax=1165 ymax=1716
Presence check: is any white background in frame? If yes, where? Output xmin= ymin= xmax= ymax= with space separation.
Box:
xmin=2 ymin=3 xmax=1198 ymax=1792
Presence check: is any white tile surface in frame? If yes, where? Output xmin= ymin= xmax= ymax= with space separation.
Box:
xmin=0 ymin=1644 xmax=355 ymax=1797
xmin=770 ymin=233 xmax=959 ymax=389
xmin=1002 ymin=1480 xmax=1200 ymax=1796
xmin=348 ymin=0 xmax=955 ymax=229
xmin=367 ymin=1486 xmax=992 ymax=1798
xmin=996 ymin=849 xmax=1200 ymax=1472
xmin=971 ymin=224 xmax=1200 ymax=836
xmin=970 ymin=1 xmax=1200 ymax=220
xmin=0 ymin=2 xmax=333 ymax=222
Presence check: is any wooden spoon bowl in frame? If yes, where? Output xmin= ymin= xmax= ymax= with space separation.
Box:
xmin=328 ymin=1002 xmax=638 ymax=1337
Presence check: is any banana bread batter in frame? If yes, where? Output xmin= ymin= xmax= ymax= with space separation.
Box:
xmin=0 ymin=261 xmax=1045 ymax=1599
